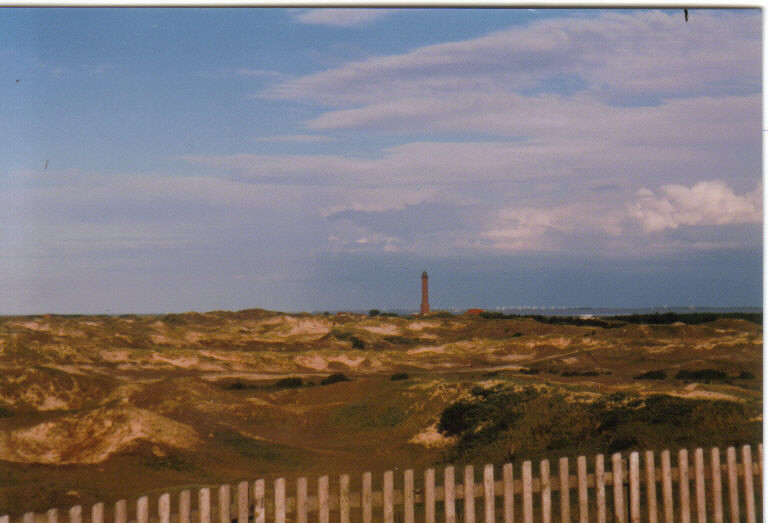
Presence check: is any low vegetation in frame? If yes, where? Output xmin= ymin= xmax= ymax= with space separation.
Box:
xmin=320 ymin=373 xmax=351 ymax=386
xmin=0 ymin=308 xmax=760 ymax=516
xmin=437 ymin=386 xmax=761 ymax=463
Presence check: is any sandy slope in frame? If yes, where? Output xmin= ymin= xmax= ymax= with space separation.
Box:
xmin=0 ymin=310 xmax=761 ymax=516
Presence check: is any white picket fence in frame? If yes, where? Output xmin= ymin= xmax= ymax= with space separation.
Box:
xmin=3 ymin=444 xmax=762 ymax=523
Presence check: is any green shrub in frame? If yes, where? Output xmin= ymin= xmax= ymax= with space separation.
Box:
xmin=561 ymin=370 xmax=600 ymax=377
xmin=436 ymin=386 xmax=759 ymax=463
xmin=321 ymin=373 xmax=351 ymax=386
xmin=274 ymin=377 xmax=303 ymax=388
xmin=438 ymin=401 xmax=480 ymax=436
xmin=675 ymin=369 xmax=727 ymax=381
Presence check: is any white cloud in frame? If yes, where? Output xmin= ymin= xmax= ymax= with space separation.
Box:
xmin=289 ymin=9 xmax=396 ymax=27
xmin=630 ymin=180 xmax=762 ymax=233
xmin=319 ymin=187 xmax=435 ymax=217
xmin=265 ymin=10 xmax=759 ymax=107
xmin=479 ymin=201 xmax=625 ymax=252
xmin=478 ymin=179 xmax=763 ymax=253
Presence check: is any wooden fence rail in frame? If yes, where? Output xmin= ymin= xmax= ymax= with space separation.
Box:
xmin=3 ymin=444 xmax=762 ymax=523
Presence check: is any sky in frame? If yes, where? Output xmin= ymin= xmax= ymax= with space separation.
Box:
xmin=0 ymin=7 xmax=762 ymax=314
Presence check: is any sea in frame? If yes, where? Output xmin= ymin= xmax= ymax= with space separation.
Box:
xmin=344 ymin=306 xmax=762 ymax=317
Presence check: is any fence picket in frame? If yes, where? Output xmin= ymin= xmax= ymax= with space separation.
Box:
xmin=644 ymin=451 xmax=657 ymax=523
xmin=742 ymin=445 xmax=756 ymax=523
xmin=92 ymin=503 xmax=105 ymax=523
xmin=595 ymin=454 xmax=606 ymax=523
xmin=541 ymin=459 xmax=551 ymax=523
xmin=69 ymin=506 xmax=81 ymax=523
xmin=179 ymin=491 xmax=190 ymax=523
xmin=274 ymin=478 xmax=286 ymax=523
xmin=612 ymin=453 xmax=625 ymax=523
xmin=403 ymin=470 xmax=414 ymax=523
xmin=759 ymin=444 xmax=764 ymax=497
xmin=444 ymin=466 xmax=456 ymax=523
xmin=502 ymin=463 xmax=513 ymax=523
xmin=463 ymin=465 xmax=475 ymax=523
xmin=710 ymin=448 xmax=723 ymax=523
xmin=611 ymin=452 xmax=627 ymax=523
xmin=115 ymin=500 xmax=127 ymax=523
xmin=726 ymin=446 xmax=739 ymax=523
xmin=136 ymin=497 xmax=148 ymax=523
xmin=158 ymin=494 xmax=170 ymax=523
xmin=383 ymin=471 xmax=394 ymax=523
xmin=424 ymin=468 xmax=435 ymax=523
xmin=559 ymin=457 xmax=570 ymax=523
xmin=318 ymin=475 xmax=329 ymax=523
xmin=679 ymin=449 xmax=690 ymax=523
xmin=363 ymin=472 xmax=373 ymax=523
xmin=253 ymin=480 xmax=265 ymax=523
xmin=237 ymin=481 xmax=248 ymax=523
xmin=522 ymin=461 xmax=533 ymax=523
xmin=6 ymin=444 xmax=764 ymax=523
xmin=483 ymin=464 xmax=494 ymax=523
xmin=219 ymin=484 xmax=230 ymax=523
xmin=340 ymin=474 xmax=351 ymax=523
xmin=693 ymin=448 xmax=705 ymax=523
xmin=296 ymin=477 xmax=307 ymax=523
xmin=577 ymin=455 xmax=588 ymax=523
xmin=629 ymin=452 xmax=640 ymax=523
xmin=661 ymin=450 xmax=673 ymax=523
xmin=199 ymin=489 xmax=210 ymax=523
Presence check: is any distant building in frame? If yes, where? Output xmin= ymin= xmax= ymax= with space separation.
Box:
xmin=465 ymin=308 xmax=485 ymax=315
xmin=420 ymin=271 xmax=430 ymax=315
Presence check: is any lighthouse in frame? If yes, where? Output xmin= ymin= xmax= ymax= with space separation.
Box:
xmin=420 ymin=271 xmax=430 ymax=315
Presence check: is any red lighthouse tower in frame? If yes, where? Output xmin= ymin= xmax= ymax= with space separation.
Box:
xmin=420 ymin=271 xmax=430 ymax=315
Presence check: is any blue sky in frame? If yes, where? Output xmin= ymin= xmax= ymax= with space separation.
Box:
xmin=0 ymin=7 xmax=762 ymax=314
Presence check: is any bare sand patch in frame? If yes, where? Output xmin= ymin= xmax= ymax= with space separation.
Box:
xmin=16 ymin=321 xmax=50 ymax=331
xmin=677 ymin=389 xmax=741 ymax=401
xmin=294 ymin=354 xmax=328 ymax=371
xmin=184 ymin=331 xmax=205 ymax=343
xmin=198 ymin=350 xmax=242 ymax=362
xmin=328 ymin=355 xmax=366 ymax=368
xmin=285 ymin=318 xmax=332 ymax=336
xmin=549 ymin=337 xmax=571 ymax=349
xmin=149 ymin=334 xmax=174 ymax=345
xmin=407 ymin=345 xmax=447 ymax=355
xmin=150 ymin=353 xmax=201 ymax=368
xmin=101 ymin=350 xmax=132 ymax=362
xmin=497 ymin=354 xmax=533 ymax=362
xmin=0 ymin=407 xmax=199 ymax=464
xmin=408 ymin=424 xmax=454 ymax=448
xmin=407 ymin=321 xmax=439 ymax=331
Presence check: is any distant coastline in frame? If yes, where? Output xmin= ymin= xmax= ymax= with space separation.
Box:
xmin=318 ymin=306 xmax=763 ymax=317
